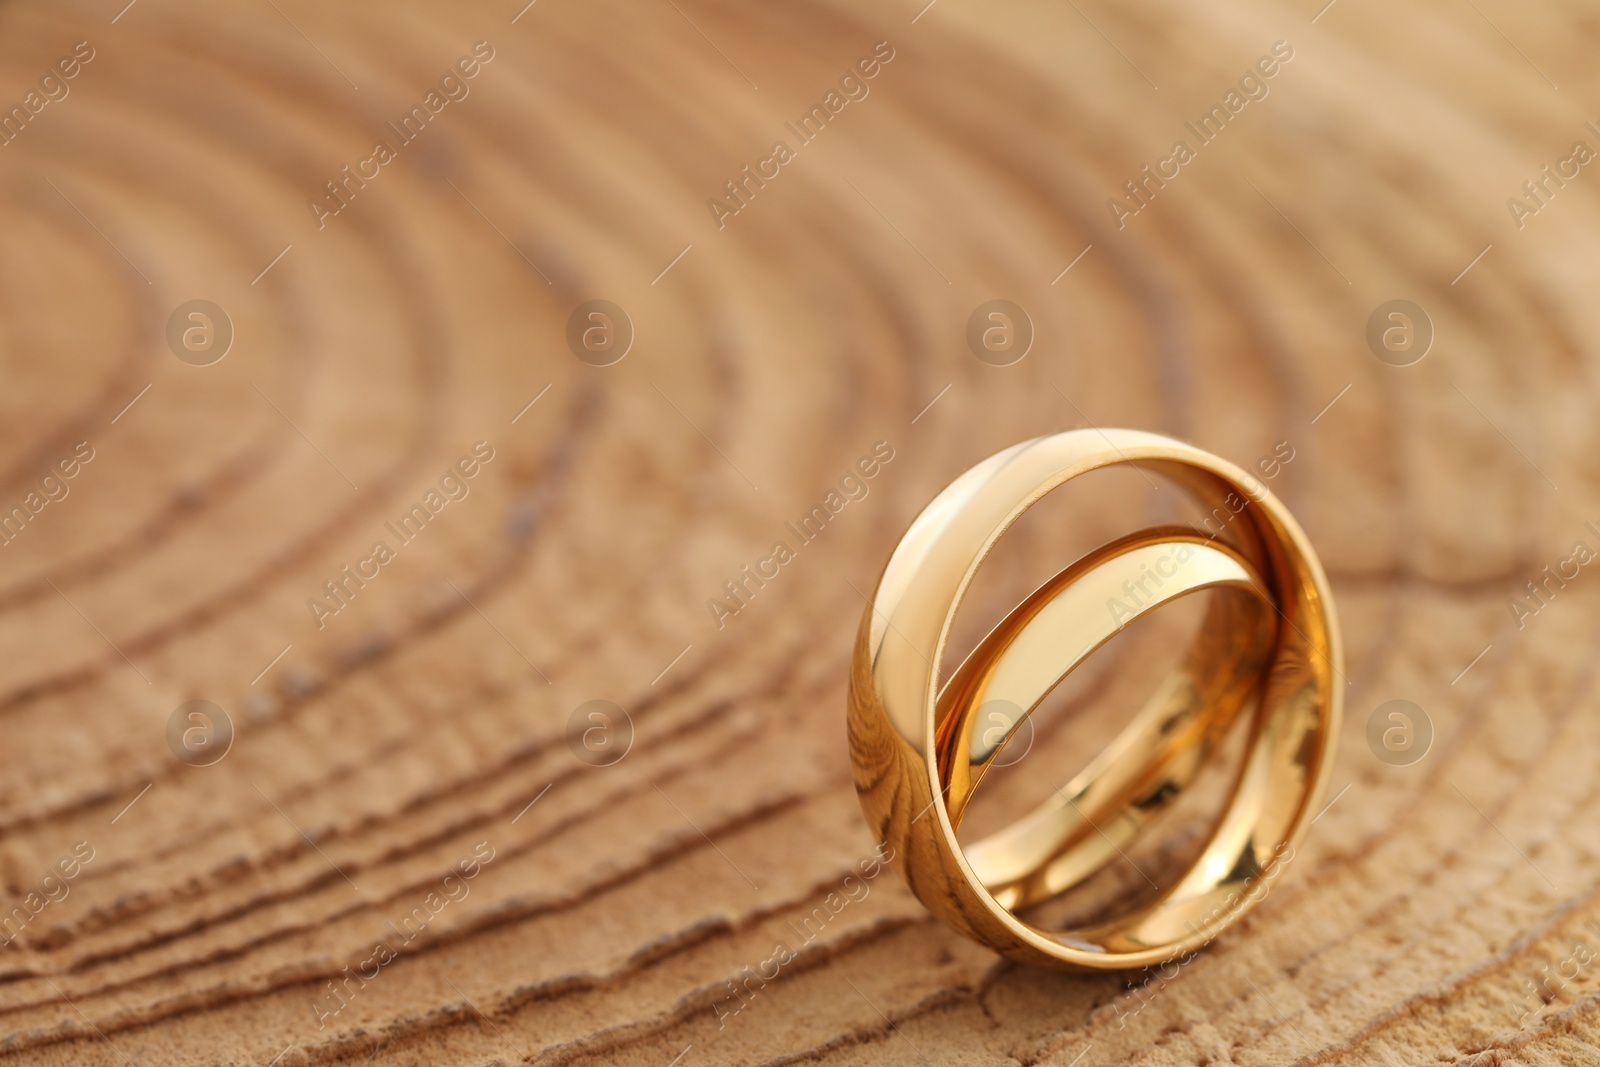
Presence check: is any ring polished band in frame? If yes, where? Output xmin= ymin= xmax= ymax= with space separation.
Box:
xmin=847 ymin=429 xmax=1341 ymax=970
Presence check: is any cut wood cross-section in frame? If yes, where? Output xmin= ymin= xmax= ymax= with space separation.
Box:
xmin=0 ymin=0 xmax=1593 ymax=1064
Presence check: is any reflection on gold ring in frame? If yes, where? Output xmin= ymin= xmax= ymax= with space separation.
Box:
xmin=847 ymin=429 xmax=1341 ymax=970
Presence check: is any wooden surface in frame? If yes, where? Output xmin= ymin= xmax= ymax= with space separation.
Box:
xmin=0 ymin=0 xmax=1597 ymax=1063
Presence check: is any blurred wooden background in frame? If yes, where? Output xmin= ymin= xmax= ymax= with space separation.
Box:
xmin=0 ymin=0 xmax=1598 ymax=1063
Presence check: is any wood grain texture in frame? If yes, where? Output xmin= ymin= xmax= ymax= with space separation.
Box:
xmin=0 ymin=0 xmax=1597 ymax=1063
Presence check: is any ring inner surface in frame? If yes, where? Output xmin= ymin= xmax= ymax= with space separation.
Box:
xmin=935 ymin=526 xmax=1277 ymax=923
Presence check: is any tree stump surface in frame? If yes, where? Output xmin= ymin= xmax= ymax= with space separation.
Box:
xmin=0 ymin=0 xmax=1595 ymax=1063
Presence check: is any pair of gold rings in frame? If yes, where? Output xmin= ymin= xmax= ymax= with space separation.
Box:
xmin=848 ymin=429 xmax=1340 ymax=970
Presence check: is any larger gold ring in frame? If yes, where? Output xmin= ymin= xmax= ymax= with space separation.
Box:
xmin=847 ymin=429 xmax=1341 ymax=970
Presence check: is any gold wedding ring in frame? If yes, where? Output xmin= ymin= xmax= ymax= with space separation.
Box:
xmin=847 ymin=429 xmax=1340 ymax=969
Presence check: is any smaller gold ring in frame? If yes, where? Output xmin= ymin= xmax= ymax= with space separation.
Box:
xmin=846 ymin=429 xmax=1341 ymax=970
